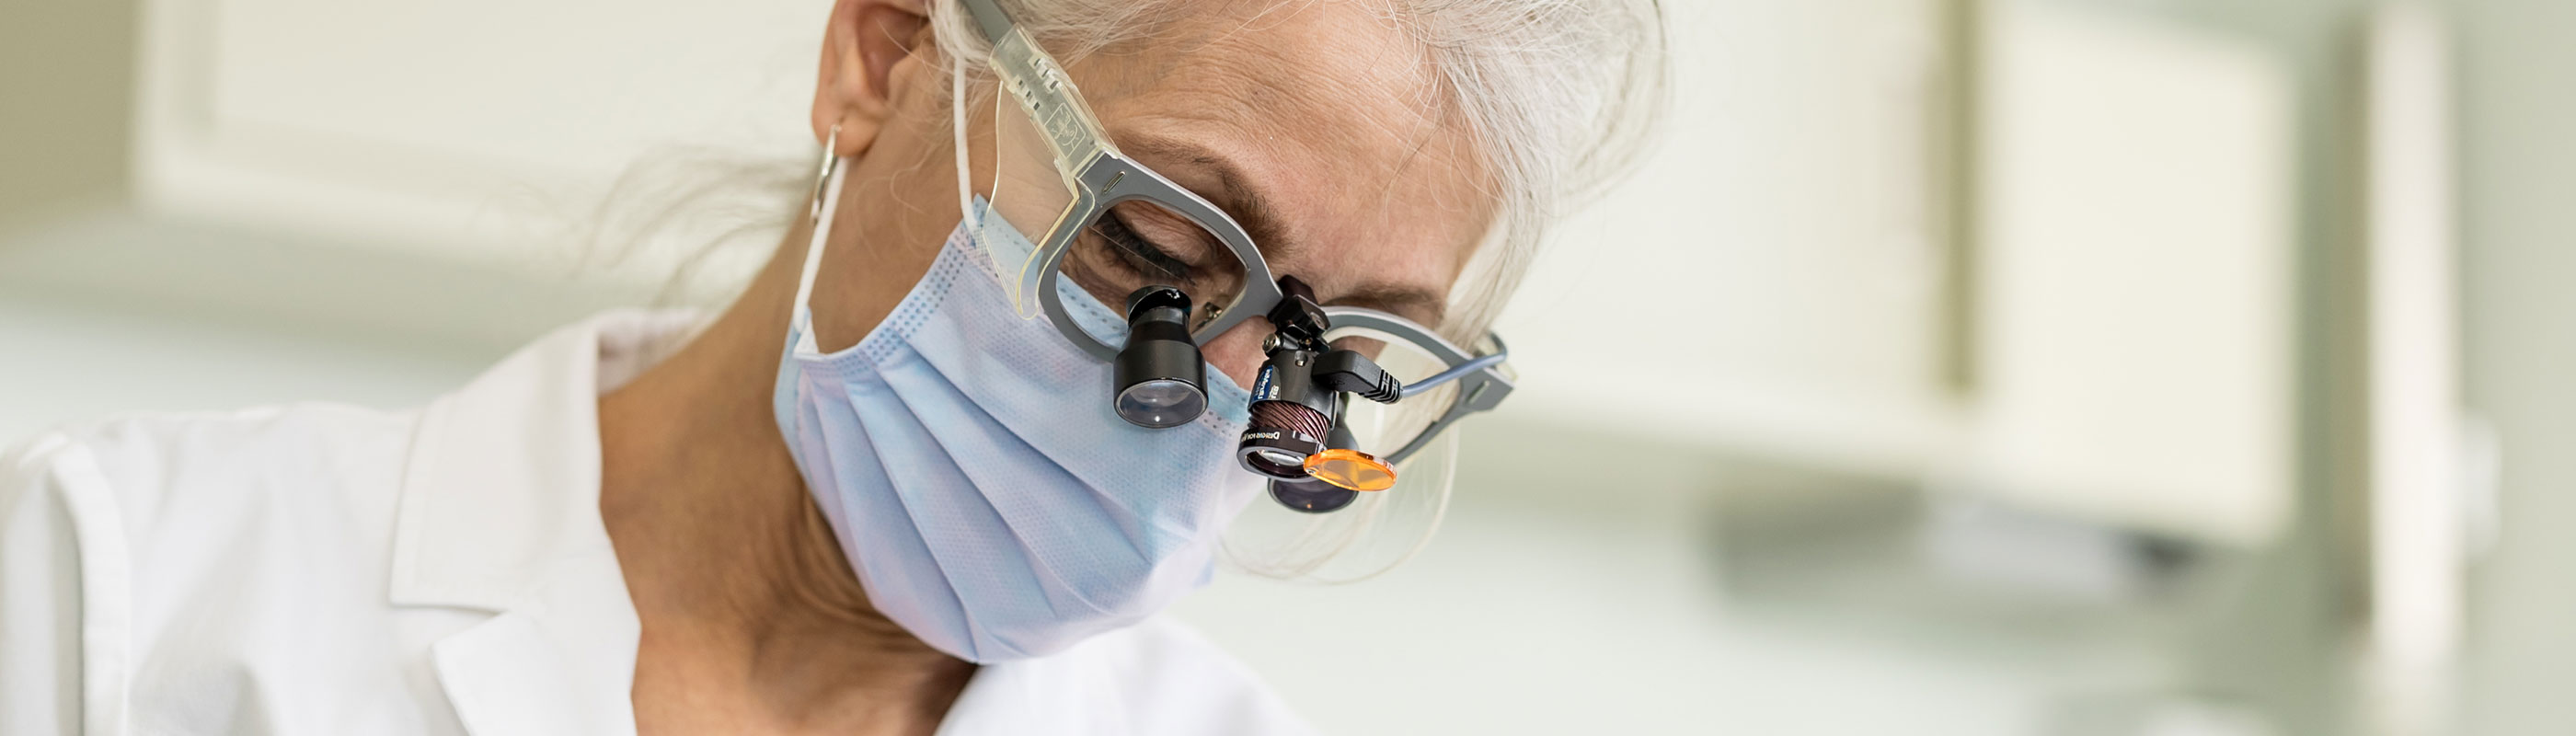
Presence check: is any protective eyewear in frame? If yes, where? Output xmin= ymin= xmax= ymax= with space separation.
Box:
xmin=959 ymin=0 xmax=1514 ymax=512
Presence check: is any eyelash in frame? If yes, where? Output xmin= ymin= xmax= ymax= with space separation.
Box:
xmin=1094 ymin=213 xmax=1196 ymax=282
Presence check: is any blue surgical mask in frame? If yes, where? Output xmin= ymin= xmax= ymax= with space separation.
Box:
xmin=771 ymin=186 xmax=1259 ymax=662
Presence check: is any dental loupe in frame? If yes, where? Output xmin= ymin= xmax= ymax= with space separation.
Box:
xmin=1110 ymin=275 xmax=1507 ymax=514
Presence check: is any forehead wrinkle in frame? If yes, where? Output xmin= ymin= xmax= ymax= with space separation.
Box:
xmin=1124 ymin=62 xmax=1438 ymax=213
xmin=1075 ymin=0 xmax=1453 ymax=169
xmin=1171 ymin=0 xmax=1441 ymax=132
xmin=1181 ymin=62 xmax=1488 ymax=287
xmin=1204 ymin=62 xmax=1467 ymax=245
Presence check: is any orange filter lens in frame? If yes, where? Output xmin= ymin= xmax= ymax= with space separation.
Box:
xmin=1304 ymin=448 xmax=1397 ymax=491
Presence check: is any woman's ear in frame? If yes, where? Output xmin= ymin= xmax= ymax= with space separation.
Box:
xmin=812 ymin=0 xmax=936 ymax=157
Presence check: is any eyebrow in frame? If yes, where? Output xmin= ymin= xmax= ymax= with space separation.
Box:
xmin=1332 ymin=282 xmax=1450 ymax=328
xmin=1119 ymin=133 xmax=1300 ymax=263
xmin=1120 ymin=132 xmax=1452 ymax=328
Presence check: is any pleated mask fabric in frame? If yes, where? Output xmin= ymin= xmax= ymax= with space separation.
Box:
xmin=771 ymin=201 xmax=1259 ymax=662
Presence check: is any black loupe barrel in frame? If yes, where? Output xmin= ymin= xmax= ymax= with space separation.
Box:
xmin=1237 ymin=347 xmax=1334 ymax=479
xmin=1270 ymin=477 xmax=1360 ymax=513
xmin=1113 ymin=286 xmax=1208 ymax=429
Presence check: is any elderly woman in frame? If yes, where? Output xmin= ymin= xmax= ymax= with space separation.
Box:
xmin=0 ymin=0 xmax=1661 ymax=733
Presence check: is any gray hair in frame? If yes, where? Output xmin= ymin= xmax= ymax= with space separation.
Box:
xmin=926 ymin=0 xmax=1668 ymax=345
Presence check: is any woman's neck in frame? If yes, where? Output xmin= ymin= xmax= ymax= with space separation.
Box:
xmin=595 ymin=241 xmax=973 ymax=736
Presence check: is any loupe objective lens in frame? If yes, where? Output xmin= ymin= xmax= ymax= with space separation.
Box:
xmin=1115 ymin=379 xmax=1206 ymax=429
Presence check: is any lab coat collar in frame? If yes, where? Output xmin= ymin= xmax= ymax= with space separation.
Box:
xmin=389 ymin=310 xmax=699 ymax=736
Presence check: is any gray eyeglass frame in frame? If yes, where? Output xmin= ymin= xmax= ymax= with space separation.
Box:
xmin=1321 ymin=307 xmax=1514 ymax=464
xmin=960 ymin=0 xmax=1512 ymax=464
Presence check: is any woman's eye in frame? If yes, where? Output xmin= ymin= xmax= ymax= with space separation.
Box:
xmin=1068 ymin=203 xmax=1245 ymax=313
xmin=1094 ymin=213 xmax=1197 ymax=282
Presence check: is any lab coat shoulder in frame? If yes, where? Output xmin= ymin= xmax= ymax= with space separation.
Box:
xmin=1 ymin=426 xmax=101 ymax=736
xmin=31 ymin=404 xmax=418 ymax=545
xmin=0 ymin=405 xmax=469 ymax=736
xmin=950 ymin=615 xmax=1320 ymax=736
xmin=1100 ymin=617 xmax=1320 ymax=736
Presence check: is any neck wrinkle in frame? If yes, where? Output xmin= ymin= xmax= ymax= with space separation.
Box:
xmin=598 ymin=237 xmax=972 ymax=735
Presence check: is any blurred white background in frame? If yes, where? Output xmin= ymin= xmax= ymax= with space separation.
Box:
xmin=6 ymin=0 xmax=2574 ymax=733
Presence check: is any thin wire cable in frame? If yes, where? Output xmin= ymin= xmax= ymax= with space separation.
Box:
xmin=1401 ymin=351 xmax=1508 ymax=397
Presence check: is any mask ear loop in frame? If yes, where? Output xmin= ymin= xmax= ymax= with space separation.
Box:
xmin=952 ymin=58 xmax=974 ymax=230
xmin=790 ymin=124 xmax=851 ymax=351
xmin=791 ymin=54 xmax=973 ymax=348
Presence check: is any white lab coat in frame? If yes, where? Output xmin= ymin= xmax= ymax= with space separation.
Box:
xmin=0 ymin=311 xmax=1316 ymax=736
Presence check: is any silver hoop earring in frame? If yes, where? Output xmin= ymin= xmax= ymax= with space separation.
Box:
xmin=809 ymin=124 xmax=842 ymax=222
